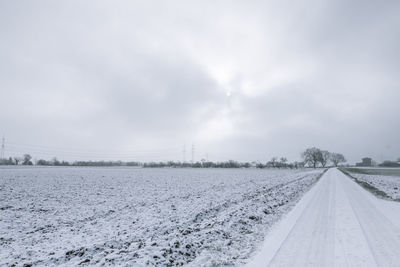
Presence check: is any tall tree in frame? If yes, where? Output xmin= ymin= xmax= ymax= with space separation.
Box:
xmin=330 ymin=153 xmax=346 ymax=167
xmin=14 ymin=157 xmax=21 ymax=165
xmin=320 ymin=150 xmax=331 ymax=167
xmin=280 ymin=157 xmax=288 ymax=168
xmin=301 ymin=147 xmax=323 ymax=168
xmin=270 ymin=157 xmax=278 ymax=168
xmin=22 ymin=154 xmax=32 ymax=165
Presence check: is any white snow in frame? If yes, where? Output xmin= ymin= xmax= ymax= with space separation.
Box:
xmin=0 ymin=167 xmax=323 ymax=266
xmin=345 ymin=171 xmax=400 ymax=200
xmin=247 ymin=168 xmax=400 ymax=267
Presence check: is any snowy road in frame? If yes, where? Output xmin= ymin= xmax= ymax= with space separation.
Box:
xmin=248 ymin=168 xmax=400 ymax=267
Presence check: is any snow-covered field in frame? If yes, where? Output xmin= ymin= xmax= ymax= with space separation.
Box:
xmin=344 ymin=168 xmax=400 ymax=201
xmin=0 ymin=167 xmax=324 ymax=266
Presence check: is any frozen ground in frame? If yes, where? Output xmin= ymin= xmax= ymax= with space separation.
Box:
xmin=343 ymin=168 xmax=400 ymax=201
xmin=248 ymin=168 xmax=400 ymax=267
xmin=0 ymin=167 xmax=324 ymax=266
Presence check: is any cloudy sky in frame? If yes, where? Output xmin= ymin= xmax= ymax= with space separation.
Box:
xmin=0 ymin=0 xmax=399 ymax=163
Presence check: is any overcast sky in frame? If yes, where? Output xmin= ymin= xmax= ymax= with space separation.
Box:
xmin=0 ymin=0 xmax=399 ymax=163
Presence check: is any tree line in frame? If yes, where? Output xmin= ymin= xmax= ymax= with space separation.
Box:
xmin=0 ymin=154 xmax=34 ymax=165
xmin=301 ymin=147 xmax=346 ymax=168
xmin=379 ymin=160 xmax=400 ymax=168
xmin=0 ymin=147 xmax=347 ymax=168
xmin=0 ymin=155 xmax=141 ymax=167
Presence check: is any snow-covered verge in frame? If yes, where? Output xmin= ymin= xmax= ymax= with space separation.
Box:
xmin=342 ymin=168 xmax=400 ymax=201
xmin=0 ymin=167 xmax=324 ymax=266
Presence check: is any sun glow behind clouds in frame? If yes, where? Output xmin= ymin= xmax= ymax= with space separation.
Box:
xmin=1 ymin=0 xmax=400 ymax=162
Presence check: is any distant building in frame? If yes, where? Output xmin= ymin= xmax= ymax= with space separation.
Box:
xmin=356 ymin=157 xmax=372 ymax=167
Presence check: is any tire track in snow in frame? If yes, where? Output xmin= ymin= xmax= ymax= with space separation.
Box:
xmin=339 ymin=171 xmax=400 ymax=267
xmin=267 ymin=169 xmax=336 ymax=266
xmin=247 ymin=168 xmax=400 ymax=267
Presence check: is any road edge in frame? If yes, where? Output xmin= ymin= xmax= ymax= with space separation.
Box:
xmin=338 ymin=168 xmax=398 ymax=202
xmin=245 ymin=168 xmax=328 ymax=267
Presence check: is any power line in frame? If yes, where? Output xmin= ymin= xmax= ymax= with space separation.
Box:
xmin=4 ymin=141 xmax=184 ymax=161
xmin=6 ymin=142 xmax=178 ymax=155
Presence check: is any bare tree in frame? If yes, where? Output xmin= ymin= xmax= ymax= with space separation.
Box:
xmin=270 ymin=157 xmax=278 ymax=168
xmin=330 ymin=153 xmax=346 ymax=167
xmin=14 ymin=157 xmax=21 ymax=165
xmin=280 ymin=157 xmax=288 ymax=168
xmin=22 ymin=154 xmax=33 ymax=165
xmin=297 ymin=161 xmax=305 ymax=168
xmin=320 ymin=150 xmax=331 ymax=167
xmin=52 ymin=157 xmax=60 ymax=166
xmin=301 ymin=147 xmax=323 ymax=168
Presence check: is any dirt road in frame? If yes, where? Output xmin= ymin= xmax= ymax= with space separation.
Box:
xmin=248 ymin=168 xmax=400 ymax=267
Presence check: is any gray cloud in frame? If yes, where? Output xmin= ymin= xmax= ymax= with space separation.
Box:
xmin=0 ymin=0 xmax=399 ymax=163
